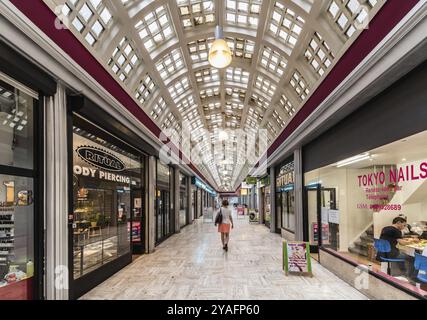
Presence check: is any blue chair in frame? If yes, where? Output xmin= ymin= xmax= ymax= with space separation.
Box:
xmin=414 ymin=253 xmax=427 ymax=284
xmin=374 ymin=239 xmax=406 ymax=275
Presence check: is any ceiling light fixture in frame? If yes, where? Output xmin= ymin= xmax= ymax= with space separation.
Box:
xmin=336 ymin=153 xmax=371 ymax=168
xmin=208 ymin=25 xmax=232 ymax=69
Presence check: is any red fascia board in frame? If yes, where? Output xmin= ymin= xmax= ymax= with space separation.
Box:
xmin=9 ymin=0 xmax=215 ymax=190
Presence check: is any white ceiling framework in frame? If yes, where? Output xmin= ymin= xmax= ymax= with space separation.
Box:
xmin=45 ymin=0 xmax=385 ymax=191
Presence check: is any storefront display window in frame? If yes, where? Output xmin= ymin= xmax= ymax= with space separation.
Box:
xmin=72 ymin=123 xmax=142 ymax=279
xmin=304 ymin=130 xmax=427 ymax=294
xmin=276 ymin=160 xmax=295 ymax=232
xmin=0 ymin=79 xmax=37 ymax=300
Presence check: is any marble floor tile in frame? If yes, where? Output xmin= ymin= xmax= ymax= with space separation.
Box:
xmin=81 ymin=210 xmax=368 ymax=300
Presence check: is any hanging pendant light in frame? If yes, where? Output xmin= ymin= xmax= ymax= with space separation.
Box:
xmin=208 ymin=25 xmax=232 ymax=69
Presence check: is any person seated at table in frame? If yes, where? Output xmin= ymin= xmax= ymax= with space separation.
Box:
xmin=377 ymin=217 xmax=417 ymax=278
xmin=378 ymin=217 xmax=415 ymax=258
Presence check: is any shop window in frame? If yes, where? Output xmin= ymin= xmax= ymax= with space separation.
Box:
xmin=0 ymin=80 xmax=34 ymax=170
xmin=304 ymin=130 xmax=427 ymax=295
xmin=72 ymin=122 xmax=143 ymax=279
xmin=0 ymin=175 xmax=34 ymax=299
xmin=0 ymin=78 xmax=37 ymax=300
xmin=276 ymin=160 xmax=295 ymax=232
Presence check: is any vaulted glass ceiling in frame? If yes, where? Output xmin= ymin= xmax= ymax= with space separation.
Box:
xmin=45 ymin=0 xmax=385 ymax=191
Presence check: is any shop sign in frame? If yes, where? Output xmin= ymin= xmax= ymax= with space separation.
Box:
xmin=283 ymin=241 xmax=313 ymax=276
xmin=76 ymin=146 xmax=125 ymax=172
xmin=355 ymin=162 xmax=427 ymax=211
xmin=276 ymin=161 xmax=295 ymax=187
xmin=73 ymin=165 xmax=130 ymax=184
xmin=191 ymin=177 xmax=216 ymax=196
xmin=246 ymin=176 xmax=257 ymax=185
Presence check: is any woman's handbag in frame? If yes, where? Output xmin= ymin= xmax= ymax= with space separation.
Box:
xmin=214 ymin=208 xmax=223 ymax=225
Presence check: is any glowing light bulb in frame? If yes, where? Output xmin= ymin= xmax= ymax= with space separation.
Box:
xmin=208 ymin=26 xmax=232 ymax=69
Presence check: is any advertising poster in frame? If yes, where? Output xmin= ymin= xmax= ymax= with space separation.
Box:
xmin=283 ymin=241 xmax=313 ymax=276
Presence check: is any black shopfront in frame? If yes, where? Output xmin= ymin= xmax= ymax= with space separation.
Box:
xmin=67 ymin=96 xmax=155 ymax=299
xmin=0 ymin=41 xmax=56 ymax=300
xmin=155 ymin=160 xmax=175 ymax=244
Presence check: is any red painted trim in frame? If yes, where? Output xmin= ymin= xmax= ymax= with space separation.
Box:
xmin=9 ymin=0 xmax=216 ymax=190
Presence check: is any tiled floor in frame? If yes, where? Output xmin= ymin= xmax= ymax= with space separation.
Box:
xmin=81 ymin=210 xmax=369 ymax=300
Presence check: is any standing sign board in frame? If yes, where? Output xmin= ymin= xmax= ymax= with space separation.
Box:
xmin=283 ymin=241 xmax=313 ymax=276
xmin=248 ymin=209 xmax=258 ymax=223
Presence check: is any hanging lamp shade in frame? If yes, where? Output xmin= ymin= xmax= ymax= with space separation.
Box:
xmin=208 ymin=25 xmax=232 ymax=69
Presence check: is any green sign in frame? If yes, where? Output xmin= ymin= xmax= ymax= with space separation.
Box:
xmin=283 ymin=241 xmax=313 ymax=277
xmin=246 ymin=176 xmax=257 ymax=185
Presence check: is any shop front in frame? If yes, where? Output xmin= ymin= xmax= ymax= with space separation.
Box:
xmin=191 ymin=177 xmax=216 ymax=218
xmin=156 ymin=160 xmax=174 ymax=244
xmin=67 ymin=96 xmax=155 ymax=299
xmin=0 ymin=40 xmax=56 ymax=300
xmin=0 ymin=77 xmax=39 ymax=300
xmin=302 ymin=61 xmax=427 ymax=299
xmin=276 ymin=158 xmax=296 ymax=236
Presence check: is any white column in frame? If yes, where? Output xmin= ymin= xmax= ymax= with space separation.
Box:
xmin=294 ymin=148 xmax=304 ymax=241
xmin=147 ymin=156 xmax=156 ymax=253
xmin=44 ymin=83 xmax=68 ymax=300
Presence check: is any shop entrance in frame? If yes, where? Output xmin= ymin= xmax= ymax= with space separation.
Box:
xmin=130 ymin=188 xmax=144 ymax=254
xmin=304 ymin=184 xmax=338 ymax=254
xmin=156 ymin=188 xmax=173 ymax=243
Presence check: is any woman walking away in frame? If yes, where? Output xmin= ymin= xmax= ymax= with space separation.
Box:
xmin=215 ymin=199 xmax=234 ymax=251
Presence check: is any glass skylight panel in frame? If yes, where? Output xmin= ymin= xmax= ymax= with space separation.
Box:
xmin=162 ymin=112 xmax=177 ymax=130
xmin=203 ymin=102 xmax=221 ymax=113
xmin=168 ymin=76 xmax=190 ymax=101
xmin=195 ymin=68 xmax=219 ymax=84
xmin=135 ymin=5 xmax=175 ymax=52
xmin=177 ymin=0 xmax=215 ymax=28
xmin=156 ymin=48 xmax=185 ymax=81
xmin=327 ymin=0 xmax=378 ymax=39
xmin=260 ymin=46 xmax=287 ymax=77
xmin=151 ymin=97 xmax=168 ymax=120
xmin=226 ymin=37 xmax=255 ymax=61
xmin=200 ymin=87 xmax=220 ymax=99
xmin=226 ymin=67 xmax=249 ymax=84
xmin=187 ymin=38 xmax=214 ymax=64
xmin=108 ymin=37 xmax=140 ymax=82
xmin=250 ymin=93 xmax=269 ymax=112
xmin=269 ymin=1 xmax=305 ymax=49
xmin=272 ymin=110 xmax=285 ymax=128
xmin=225 ymin=87 xmax=246 ymax=101
xmin=279 ymin=94 xmax=296 ymax=117
xmin=134 ymin=74 xmax=156 ymax=105
xmin=225 ymin=0 xmax=262 ymax=28
xmin=266 ymin=122 xmax=277 ymax=136
xmin=289 ymin=70 xmax=309 ymax=101
xmin=177 ymin=95 xmax=196 ymax=113
xmin=254 ymin=74 xmax=277 ymax=97
xmin=62 ymin=0 xmax=112 ymax=46
xmin=304 ymin=32 xmax=335 ymax=77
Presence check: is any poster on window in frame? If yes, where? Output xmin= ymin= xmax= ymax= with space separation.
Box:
xmin=283 ymin=241 xmax=313 ymax=276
